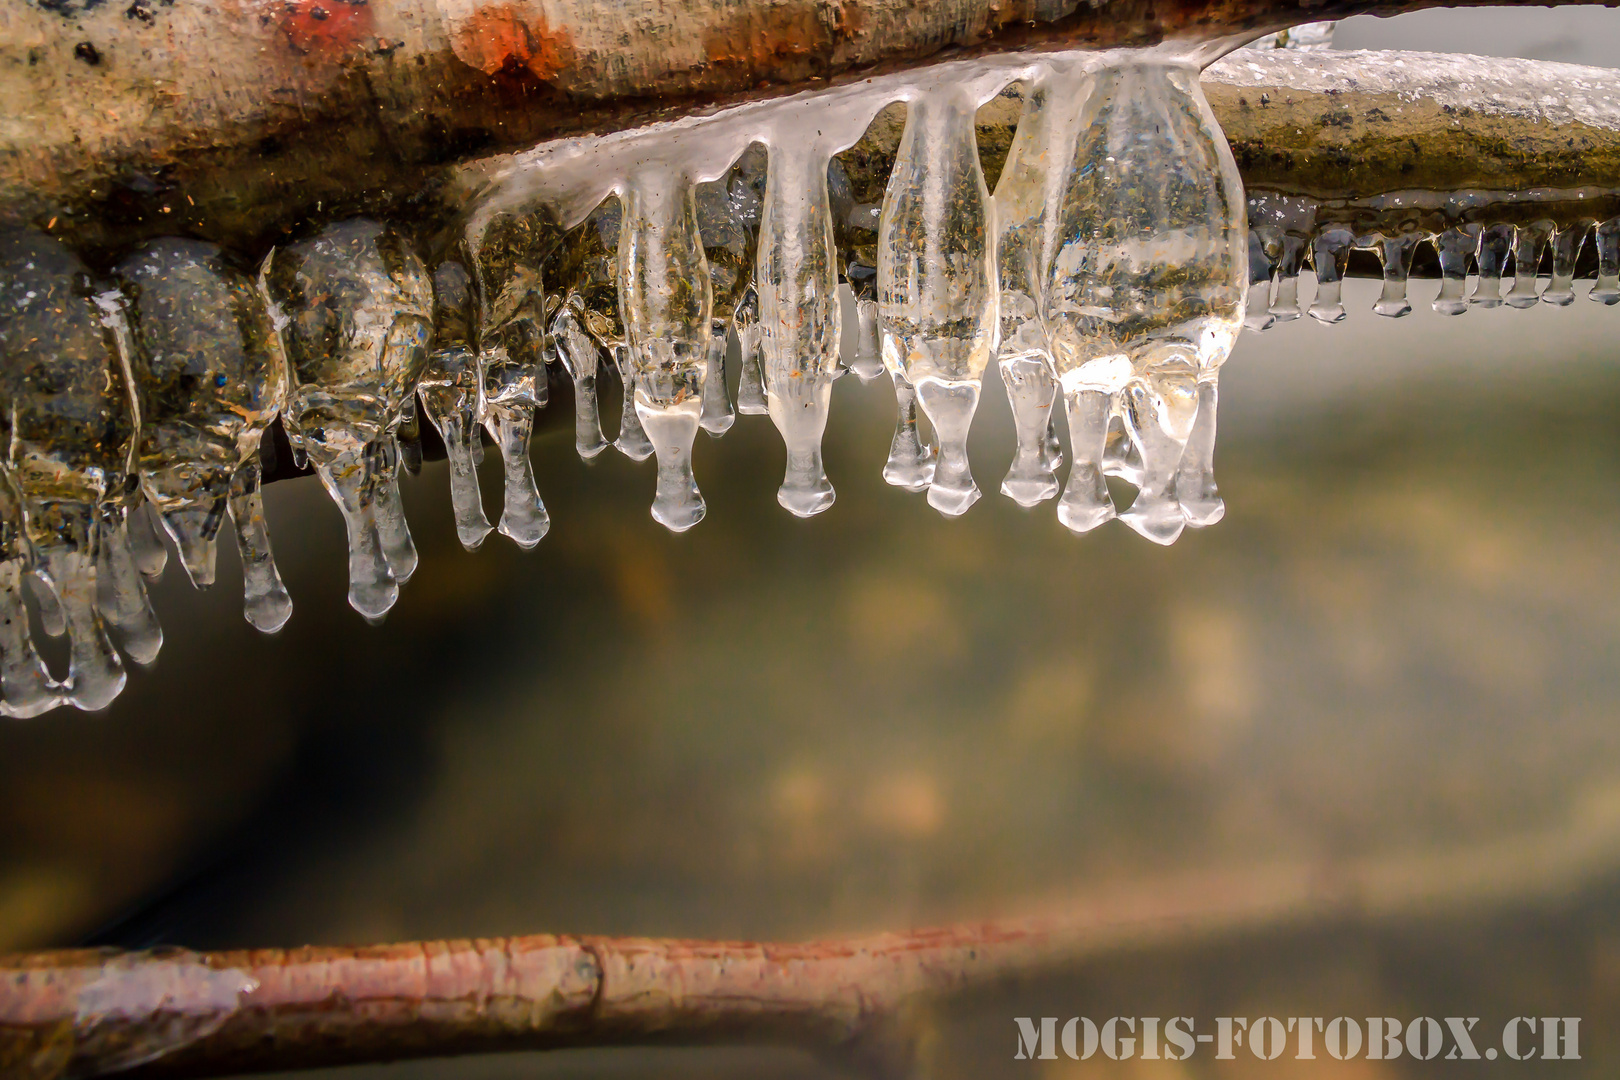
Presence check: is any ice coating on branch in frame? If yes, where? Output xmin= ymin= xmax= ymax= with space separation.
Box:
xmin=261 ymin=219 xmax=432 ymax=620
xmin=1047 ymin=61 xmax=1246 ymax=545
xmin=878 ymin=84 xmax=999 ymax=518
xmin=758 ymin=141 xmax=842 ymax=517
xmin=619 ymin=166 xmax=713 ymax=532
xmin=420 ymin=261 xmax=494 ymax=550
xmin=0 ymin=230 xmax=137 ymax=709
xmin=114 ymin=239 xmax=290 ymax=632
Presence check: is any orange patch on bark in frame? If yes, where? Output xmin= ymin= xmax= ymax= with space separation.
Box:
xmin=453 ymin=4 xmax=575 ymax=81
xmin=277 ymin=0 xmax=374 ymax=56
xmin=703 ymin=4 xmax=836 ymax=77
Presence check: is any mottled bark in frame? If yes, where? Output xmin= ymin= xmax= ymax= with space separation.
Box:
xmin=1 ymin=0 xmax=1613 ymax=259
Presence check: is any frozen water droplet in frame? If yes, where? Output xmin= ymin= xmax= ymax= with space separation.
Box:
xmin=229 ymin=457 xmax=292 ymax=633
xmin=618 ymin=165 xmax=714 ymax=531
xmin=1431 ymin=225 xmax=1480 ymax=315
xmin=758 ymin=142 xmax=842 ymax=517
xmin=127 ymin=499 xmax=168 ymax=581
xmin=1505 ymin=220 xmax=1552 ymax=308
xmin=877 ymin=83 xmax=998 ymax=517
xmin=1543 ymin=220 xmax=1592 ymax=306
xmin=158 ymin=501 xmax=220 ymax=588
xmin=421 ymin=261 xmax=494 ymax=550
xmin=1056 ymin=388 xmax=1115 ymax=534
xmin=882 ymin=369 xmax=937 ymax=492
xmin=262 ymin=219 xmax=432 ymax=617
xmin=96 ymin=508 xmax=163 ymax=666
xmin=1308 ymin=226 xmax=1354 ymax=323
xmin=850 ymin=299 xmax=884 ymax=382
xmin=1370 ymin=231 xmax=1420 ymax=317
xmin=1470 ymin=223 xmax=1514 ymax=308
xmin=1046 ymin=61 xmax=1245 ymax=544
xmin=1591 ymin=217 xmax=1620 ymax=305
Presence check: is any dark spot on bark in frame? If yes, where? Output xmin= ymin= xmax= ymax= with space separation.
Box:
xmin=309 ymin=5 xmax=329 ymax=20
xmin=125 ymin=0 xmax=154 ymax=22
xmin=34 ymin=0 xmax=107 ymax=17
xmin=74 ymin=41 xmax=102 ymax=65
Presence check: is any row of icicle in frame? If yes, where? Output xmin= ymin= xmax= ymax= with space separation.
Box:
xmin=2 ymin=55 xmax=1617 ymax=716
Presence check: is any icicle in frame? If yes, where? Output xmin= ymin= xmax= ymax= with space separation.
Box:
xmin=1177 ymin=377 xmax=1224 ymax=527
xmin=262 ymin=219 xmax=433 ymax=619
xmin=1046 ymin=61 xmax=1245 ymax=545
xmin=877 ymin=83 xmax=999 ymax=517
xmin=1249 ymin=195 xmax=1316 ymax=325
xmin=1369 ymin=231 xmax=1420 ymax=317
xmin=469 ymin=203 xmax=556 ymax=549
xmin=369 ymin=438 xmax=418 ymax=578
xmin=1430 ymin=225 xmax=1480 ymax=315
xmin=1102 ymin=406 xmax=1144 ymax=487
xmin=992 ymin=63 xmax=1083 ymax=507
xmin=95 ymin=506 xmax=163 ymax=666
xmin=1592 ymin=217 xmax=1620 ymax=305
xmin=733 ymin=286 xmax=769 ymax=415
xmin=618 ymin=164 xmax=714 ymax=532
xmin=114 ymin=238 xmax=287 ymax=601
xmin=1307 ymin=226 xmax=1355 ymax=323
xmin=550 ymin=309 xmax=608 ymax=461
xmin=0 ymin=469 xmax=56 ymax=717
xmin=1470 ymin=223 xmax=1514 ymax=308
xmin=697 ymin=173 xmax=749 ymax=436
xmin=127 ymin=499 xmax=168 ymax=581
xmin=228 ymin=457 xmax=292 ymax=633
xmin=0 ymin=231 xmax=141 ymax=709
xmin=1543 ymin=220 xmax=1593 ymax=306
xmin=1505 ymin=220 xmax=1553 ymax=309
xmin=829 ymin=155 xmax=886 ymax=384
xmin=1244 ymin=230 xmax=1277 ymax=332
xmin=26 ymin=572 xmax=64 ymax=639
xmin=420 ymin=261 xmax=494 ymax=549
xmin=396 ymin=394 xmax=424 ymax=476
xmin=758 ymin=140 xmax=842 ymax=517
xmin=882 ymin=370 xmax=936 ymax=492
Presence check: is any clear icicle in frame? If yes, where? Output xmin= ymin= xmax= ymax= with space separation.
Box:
xmin=877 ymin=83 xmax=999 ymax=517
xmin=421 ymin=261 xmax=494 ymax=550
xmin=697 ymin=173 xmax=750 ymax=437
xmin=1543 ymin=220 xmax=1593 ymax=306
xmin=1592 ymin=217 xmax=1620 ymax=305
xmin=369 ymin=438 xmax=418 ymax=578
xmin=469 ymin=202 xmax=556 ymax=549
xmin=1370 ymin=231 xmax=1420 ymax=317
xmin=829 ymin=155 xmax=886 ymax=384
xmin=733 ymin=287 xmax=769 ymax=415
xmin=1431 ymin=225 xmax=1480 ymax=315
xmin=26 ymin=571 xmax=64 ymax=640
xmin=1308 ymin=227 xmax=1355 ymax=323
xmin=1506 ymin=220 xmax=1553 ymax=309
xmin=127 ymin=499 xmax=168 ymax=581
xmin=261 ymin=219 xmax=433 ymax=619
xmin=114 ymin=238 xmax=287 ymax=604
xmin=228 ymin=457 xmax=292 ymax=633
xmin=1047 ymin=61 xmax=1245 ymax=545
xmin=0 ymin=231 xmax=140 ymax=710
xmin=1471 ymin=223 xmax=1515 ymax=308
xmin=758 ymin=141 xmax=842 ymax=517
xmin=396 ymin=394 xmax=424 ymax=476
xmin=1244 ymin=230 xmax=1277 ymax=332
xmin=95 ymin=507 xmax=163 ymax=666
xmin=992 ymin=63 xmax=1081 ymax=507
xmin=1249 ymin=194 xmax=1316 ymax=325
xmin=0 ymin=469 xmax=56 ymax=717
xmin=618 ymin=165 xmax=714 ymax=532
xmin=882 ymin=370 xmax=937 ymax=492
xmin=552 ymin=309 xmax=610 ymax=461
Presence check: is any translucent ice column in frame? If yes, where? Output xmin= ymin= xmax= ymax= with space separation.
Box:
xmin=419 ymin=260 xmax=494 ymax=550
xmin=728 ymin=147 xmax=772 ymax=414
xmin=0 ymin=230 xmax=140 ymax=709
xmin=0 ymin=467 xmax=55 ymax=717
xmin=829 ymin=156 xmax=886 ymax=383
xmin=261 ymin=219 xmax=433 ymax=619
xmin=695 ymin=170 xmax=753 ymax=436
xmin=992 ymin=62 xmax=1087 ymax=507
xmin=757 ymin=141 xmax=842 ymax=516
xmin=466 ymin=203 xmax=560 ymax=546
xmin=1046 ymin=60 xmax=1246 ymax=544
xmin=115 ymin=239 xmax=292 ymax=633
xmin=878 ymin=84 xmax=999 ymax=517
xmin=618 ymin=165 xmax=714 ymax=532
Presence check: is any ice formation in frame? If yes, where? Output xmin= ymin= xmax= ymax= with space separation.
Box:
xmin=1 ymin=41 xmax=1617 ymax=715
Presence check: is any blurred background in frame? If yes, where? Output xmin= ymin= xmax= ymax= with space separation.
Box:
xmin=4 ymin=8 xmax=1620 ymax=1078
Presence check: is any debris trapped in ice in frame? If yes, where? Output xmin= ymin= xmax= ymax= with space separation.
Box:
xmin=2 ymin=40 xmax=1618 ymax=716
